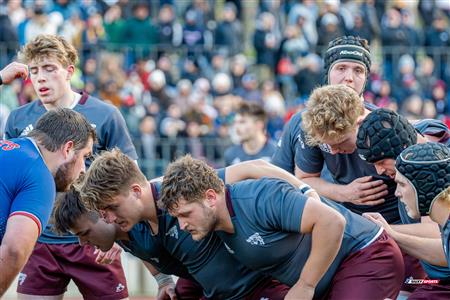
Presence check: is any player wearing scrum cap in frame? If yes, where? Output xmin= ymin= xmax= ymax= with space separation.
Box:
xmin=365 ymin=142 xmax=450 ymax=299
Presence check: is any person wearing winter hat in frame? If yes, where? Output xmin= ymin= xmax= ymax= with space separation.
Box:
xmin=364 ymin=142 xmax=450 ymax=299
xmin=271 ymin=36 xmax=426 ymax=294
xmin=322 ymin=35 xmax=371 ymax=96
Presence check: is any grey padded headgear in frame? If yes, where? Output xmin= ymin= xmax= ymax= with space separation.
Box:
xmin=396 ymin=142 xmax=450 ymax=215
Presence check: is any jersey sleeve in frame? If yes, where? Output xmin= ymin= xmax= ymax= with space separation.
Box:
xmin=102 ymin=107 xmax=138 ymax=160
xmin=293 ymin=128 xmax=325 ymax=174
xmin=223 ymin=148 xmax=233 ymax=167
xmin=257 ymin=179 xmax=308 ymax=232
xmin=216 ymin=168 xmax=226 ymax=183
xmin=4 ymin=111 xmax=19 ymax=139
xmin=9 ymin=161 xmax=56 ymax=236
xmin=271 ymin=118 xmax=296 ymax=173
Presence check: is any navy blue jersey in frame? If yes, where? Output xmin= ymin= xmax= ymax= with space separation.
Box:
xmin=5 ymin=93 xmax=138 ymax=244
xmin=224 ymin=140 xmax=277 ymax=166
xmin=272 ymin=103 xmax=400 ymax=223
xmin=117 ymin=222 xmax=193 ymax=280
xmin=152 ymin=180 xmax=269 ymax=299
xmin=441 ymin=218 xmax=450 ymax=270
xmin=216 ymin=177 xmax=381 ymax=298
xmin=0 ymin=138 xmax=55 ymax=241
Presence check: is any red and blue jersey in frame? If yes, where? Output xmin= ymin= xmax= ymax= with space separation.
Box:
xmin=0 ymin=138 xmax=55 ymax=242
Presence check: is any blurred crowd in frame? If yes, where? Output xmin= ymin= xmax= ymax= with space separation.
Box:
xmin=0 ymin=0 xmax=450 ymax=172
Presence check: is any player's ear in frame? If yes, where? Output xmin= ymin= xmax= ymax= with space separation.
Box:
xmin=66 ymin=65 xmax=75 ymax=80
xmin=131 ymin=183 xmax=142 ymax=199
xmin=62 ymin=140 xmax=75 ymax=159
xmin=205 ymin=189 xmax=217 ymax=207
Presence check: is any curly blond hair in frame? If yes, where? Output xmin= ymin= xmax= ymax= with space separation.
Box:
xmin=302 ymin=85 xmax=364 ymax=146
xmin=80 ymin=149 xmax=147 ymax=211
xmin=20 ymin=34 xmax=78 ymax=67
xmin=159 ymin=155 xmax=224 ymax=212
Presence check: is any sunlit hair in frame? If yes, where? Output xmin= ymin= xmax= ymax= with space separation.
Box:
xmin=20 ymin=34 xmax=78 ymax=67
xmin=302 ymin=84 xmax=364 ymax=146
xmin=159 ymin=155 xmax=224 ymax=212
xmin=81 ymin=149 xmax=147 ymax=211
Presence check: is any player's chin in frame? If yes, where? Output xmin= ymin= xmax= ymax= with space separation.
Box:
xmin=191 ymin=231 xmax=207 ymax=241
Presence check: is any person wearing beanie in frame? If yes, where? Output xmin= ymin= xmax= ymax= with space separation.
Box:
xmin=364 ymin=142 xmax=450 ymax=298
xmin=272 ymin=36 xmax=400 ymax=220
xmin=271 ymin=36 xmax=425 ymax=293
xmin=322 ymin=35 xmax=371 ymax=96
xmin=356 ymin=108 xmax=449 ymax=179
xmin=357 ymin=108 xmax=450 ymax=296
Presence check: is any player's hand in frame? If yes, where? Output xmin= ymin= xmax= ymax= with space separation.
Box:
xmin=157 ymin=283 xmax=178 ymax=300
xmin=285 ymin=280 xmax=314 ymax=300
xmin=0 ymin=62 xmax=28 ymax=84
xmin=94 ymin=243 xmax=122 ymax=264
xmin=341 ymin=176 xmax=388 ymax=206
xmin=363 ymin=212 xmax=395 ymax=237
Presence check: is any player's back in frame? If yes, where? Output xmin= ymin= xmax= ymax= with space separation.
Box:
xmin=0 ymin=138 xmax=55 ymax=241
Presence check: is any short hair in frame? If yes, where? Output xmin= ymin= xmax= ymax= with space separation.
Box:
xmin=28 ymin=108 xmax=96 ymax=152
xmin=20 ymin=34 xmax=78 ymax=67
xmin=236 ymin=102 xmax=268 ymax=125
xmin=302 ymin=85 xmax=364 ymax=146
xmin=81 ymin=149 xmax=147 ymax=211
xmin=159 ymin=155 xmax=224 ymax=212
xmin=53 ymin=183 xmax=99 ymax=234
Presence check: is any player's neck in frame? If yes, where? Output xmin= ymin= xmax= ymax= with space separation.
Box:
xmin=242 ymin=133 xmax=266 ymax=155
xmin=42 ymin=90 xmax=78 ymax=110
xmin=215 ymin=192 xmax=235 ymax=234
xmin=116 ymin=228 xmax=129 ymax=241
xmin=143 ymin=182 xmax=159 ymax=233
xmin=36 ymin=144 xmax=64 ymax=175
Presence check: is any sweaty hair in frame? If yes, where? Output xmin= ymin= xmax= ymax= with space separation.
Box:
xmin=20 ymin=34 xmax=78 ymax=67
xmin=81 ymin=149 xmax=147 ymax=211
xmin=53 ymin=183 xmax=99 ymax=234
xmin=28 ymin=108 xmax=96 ymax=152
xmin=302 ymin=85 xmax=364 ymax=146
xmin=159 ymin=155 xmax=224 ymax=212
xmin=236 ymin=102 xmax=268 ymax=126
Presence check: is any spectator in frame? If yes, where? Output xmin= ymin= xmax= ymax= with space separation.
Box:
xmin=214 ymin=2 xmax=243 ymax=56
xmin=224 ymin=102 xmax=277 ymax=166
xmin=148 ymin=69 xmax=173 ymax=111
xmin=103 ymin=4 xmax=126 ymax=52
xmin=156 ymin=4 xmax=182 ymax=53
xmin=123 ymin=2 xmax=158 ymax=62
xmin=424 ymin=11 xmax=450 ymax=82
xmin=253 ymin=12 xmax=281 ymax=74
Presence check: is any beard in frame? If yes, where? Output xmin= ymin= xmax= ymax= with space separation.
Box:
xmin=191 ymin=204 xmax=217 ymax=241
xmin=54 ymin=157 xmax=78 ymax=192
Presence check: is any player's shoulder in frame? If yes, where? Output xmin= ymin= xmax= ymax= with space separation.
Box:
xmin=77 ymin=93 xmax=118 ymax=114
xmin=9 ymin=100 xmax=42 ymax=116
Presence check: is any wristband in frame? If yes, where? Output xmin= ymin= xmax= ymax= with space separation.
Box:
xmin=0 ymin=73 xmax=3 ymax=86
xmin=154 ymin=273 xmax=174 ymax=287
